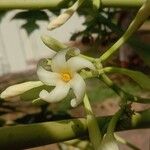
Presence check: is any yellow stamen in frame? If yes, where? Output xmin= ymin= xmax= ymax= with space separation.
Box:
xmin=61 ymin=73 xmax=71 ymax=82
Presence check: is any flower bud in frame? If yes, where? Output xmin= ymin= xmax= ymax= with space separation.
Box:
xmin=48 ymin=0 xmax=84 ymax=30
xmin=48 ymin=9 xmax=75 ymax=30
xmin=0 ymin=81 xmax=43 ymax=99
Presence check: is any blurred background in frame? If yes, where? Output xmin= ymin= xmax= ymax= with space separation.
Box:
xmin=0 ymin=6 xmax=150 ymax=150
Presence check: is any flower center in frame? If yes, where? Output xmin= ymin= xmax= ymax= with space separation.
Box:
xmin=61 ymin=73 xmax=71 ymax=82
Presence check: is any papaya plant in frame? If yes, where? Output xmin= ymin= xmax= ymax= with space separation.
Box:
xmin=0 ymin=0 xmax=150 ymax=149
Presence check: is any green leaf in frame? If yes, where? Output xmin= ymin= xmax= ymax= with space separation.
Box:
xmin=12 ymin=10 xmax=49 ymax=21
xmin=20 ymin=85 xmax=54 ymax=101
xmin=21 ymin=21 xmax=39 ymax=35
xmin=104 ymin=67 xmax=150 ymax=90
xmin=12 ymin=10 xmax=49 ymax=35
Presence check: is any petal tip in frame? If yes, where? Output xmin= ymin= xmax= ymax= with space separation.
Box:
xmin=71 ymin=98 xmax=78 ymax=107
xmin=0 ymin=91 xmax=6 ymax=99
xmin=39 ymin=90 xmax=49 ymax=100
xmin=47 ymin=24 xmax=55 ymax=31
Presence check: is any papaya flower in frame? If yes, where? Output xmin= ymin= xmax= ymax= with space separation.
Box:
xmin=37 ymin=50 xmax=95 ymax=107
xmin=0 ymin=49 xmax=95 ymax=107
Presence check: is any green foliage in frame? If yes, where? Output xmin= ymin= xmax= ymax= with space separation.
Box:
xmin=20 ymin=85 xmax=52 ymax=101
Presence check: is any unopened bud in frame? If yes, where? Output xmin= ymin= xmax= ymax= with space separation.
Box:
xmin=48 ymin=0 xmax=84 ymax=30
xmin=0 ymin=81 xmax=43 ymax=99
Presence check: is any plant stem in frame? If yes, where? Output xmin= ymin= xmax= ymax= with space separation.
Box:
xmin=98 ymin=13 xmax=150 ymax=66
xmin=100 ymin=0 xmax=150 ymax=62
xmin=101 ymin=74 xmax=150 ymax=104
xmin=0 ymin=0 xmax=145 ymax=10
xmin=99 ymin=73 xmax=127 ymax=103
xmin=101 ymin=0 xmax=145 ymax=8
xmin=0 ymin=110 xmax=149 ymax=149
xmin=0 ymin=0 xmax=70 ymax=10
xmin=98 ymin=67 xmax=150 ymax=104
xmin=83 ymin=94 xmax=101 ymax=150
xmin=107 ymin=109 xmax=123 ymax=134
xmin=102 ymin=66 xmax=150 ymax=90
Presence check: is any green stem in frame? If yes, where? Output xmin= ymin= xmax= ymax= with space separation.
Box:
xmin=99 ymin=73 xmax=128 ymax=103
xmin=100 ymin=0 xmax=150 ymax=62
xmin=0 ymin=0 xmax=70 ymax=10
xmin=98 ymin=13 xmax=150 ymax=66
xmin=0 ymin=109 xmax=150 ymax=150
xmin=101 ymin=0 xmax=145 ymax=8
xmin=98 ymin=67 xmax=150 ymax=104
xmin=100 ymin=73 xmax=150 ymax=104
xmin=0 ymin=110 xmax=149 ymax=149
xmin=95 ymin=61 xmax=128 ymax=104
xmin=102 ymin=66 xmax=150 ymax=90
xmin=107 ymin=109 xmax=123 ymax=134
xmin=83 ymin=94 xmax=101 ymax=150
xmin=0 ymin=0 xmax=145 ymax=10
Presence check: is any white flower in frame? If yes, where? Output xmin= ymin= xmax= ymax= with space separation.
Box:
xmin=99 ymin=134 xmax=119 ymax=150
xmin=37 ymin=50 xmax=95 ymax=107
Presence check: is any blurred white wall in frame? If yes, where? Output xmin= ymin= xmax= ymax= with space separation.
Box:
xmin=0 ymin=10 xmax=84 ymax=76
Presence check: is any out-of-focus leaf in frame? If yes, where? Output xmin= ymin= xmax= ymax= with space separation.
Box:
xmin=104 ymin=67 xmax=150 ymax=90
xmin=12 ymin=10 xmax=49 ymax=35
xmin=21 ymin=22 xmax=39 ymax=35
xmin=12 ymin=10 xmax=49 ymax=21
xmin=73 ymin=7 xmax=118 ymax=42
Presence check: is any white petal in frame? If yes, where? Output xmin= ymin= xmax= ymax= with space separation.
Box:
xmin=39 ymin=82 xmax=70 ymax=103
xmin=51 ymin=50 xmax=68 ymax=72
xmin=99 ymin=135 xmax=119 ymax=150
xmin=0 ymin=81 xmax=43 ymax=99
xmin=67 ymin=56 xmax=95 ymax=72
xmin=69 ymin=73 xmax=86 ymax=107
xmin=37 ymin=66 xmax=61 ymax=86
